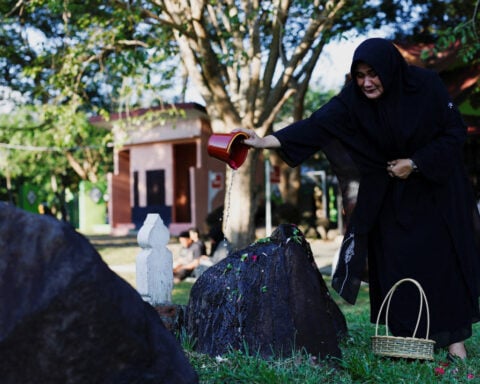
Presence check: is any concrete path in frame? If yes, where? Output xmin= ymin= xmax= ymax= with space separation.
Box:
xmin=109 ymin=236 xmax=343 ymax=277
xmin=310 ymin=236 xmax=342 ymax=275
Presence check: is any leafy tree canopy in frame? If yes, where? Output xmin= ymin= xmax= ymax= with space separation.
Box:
xmin=1 ymin=0 xmax=477 ymax=238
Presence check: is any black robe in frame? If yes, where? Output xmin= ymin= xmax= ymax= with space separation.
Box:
xmin=272 ymin=38 xmax=480 ymax=348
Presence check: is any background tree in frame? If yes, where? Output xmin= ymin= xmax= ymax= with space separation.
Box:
xmin=0 ymin=0 xmax=176 ymax=216
xmin=143 ymin=0 xmax=408 ymax=246
xmin=430 ymin=0 xmax=480 ymax=90
xmin=0 ymin=104 xmax=112 ymax=217
xmin=157 ymin=0 xmax=478 ymax=246
xmin=2 ymin=0 xmax=477 ymax=244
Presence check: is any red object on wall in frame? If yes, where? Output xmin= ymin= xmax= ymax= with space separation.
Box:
xmin=270 ymin=165 xmax=280 ymax=184
xmin=211 ymin=172 xmax=223 ymax=189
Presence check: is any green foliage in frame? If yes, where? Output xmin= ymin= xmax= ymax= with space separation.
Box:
xmin=436 ymin=14 xmax=480 ymax=65
xmin=0 ymin=0 xmax=177 ymax=211
xmin=1 ymin=0 xmax=177 ymax=112
xmin=0 ymin=104 xmax=112 ymax=213
xmin=404 ymin=0 xmax=480 ymax=67
xmin=188 ymin=348 xmax=350 ymax=384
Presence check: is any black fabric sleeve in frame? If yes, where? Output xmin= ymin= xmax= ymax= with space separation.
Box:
xmin=271 ymin=97 xmax=351 ymax=167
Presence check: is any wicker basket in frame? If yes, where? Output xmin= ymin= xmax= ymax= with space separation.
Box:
xmin=371 ymin=278 xmax=435 ymax=360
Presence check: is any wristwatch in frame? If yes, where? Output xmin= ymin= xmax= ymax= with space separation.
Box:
xmin=410 ymin=159 xmax=418 ymax=172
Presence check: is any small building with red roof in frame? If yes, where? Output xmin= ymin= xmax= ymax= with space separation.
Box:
xmin=91 ymin=103 xmax=227 ymax=236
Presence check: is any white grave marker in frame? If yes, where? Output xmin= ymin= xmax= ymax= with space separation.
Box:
xmin=136 ymin=214 xmax=173 ymax=304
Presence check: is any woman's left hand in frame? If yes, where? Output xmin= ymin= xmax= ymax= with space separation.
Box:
xmin=387 ymin=159 xmax=415 ymax=179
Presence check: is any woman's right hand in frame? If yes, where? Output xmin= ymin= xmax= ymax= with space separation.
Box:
xmin=233 ymin=128 xmax=281 ymax=149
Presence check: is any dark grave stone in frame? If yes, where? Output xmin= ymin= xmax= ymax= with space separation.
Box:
xmin=154 ymin=303 xmax=186 ymax=334
xmin=186 ymin=223 xmax=347 ymax=359
xmin=0 ymin=203 xmax=198 ymax=384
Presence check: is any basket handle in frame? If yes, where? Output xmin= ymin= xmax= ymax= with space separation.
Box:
xmin=374 ymin=278 xmax=431 ymax=339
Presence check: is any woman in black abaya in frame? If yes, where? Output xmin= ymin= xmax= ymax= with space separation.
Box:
xmin=236 ymin=38 xmax=480 ymax=359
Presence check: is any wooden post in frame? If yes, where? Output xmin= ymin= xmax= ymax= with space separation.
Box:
xmin=136 ymin=214 xmax=173 ymax=304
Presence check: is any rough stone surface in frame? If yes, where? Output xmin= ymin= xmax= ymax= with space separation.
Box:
xmin=0 ymin=203 xmax=198 ymax=384
xmin=186 ymin=224 xmax=348 ymax=359
xmin=154 ymin=304 xmax=186 ymax=335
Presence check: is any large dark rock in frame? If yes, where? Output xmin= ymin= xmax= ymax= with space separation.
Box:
xmin=0 ymin=203 xmax=198 ymax=384
xmin=186 ymin=224 xmax=347 ymax=359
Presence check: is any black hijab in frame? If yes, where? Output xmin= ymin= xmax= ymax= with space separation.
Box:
xmin=341 ymin=38 xmax=428 ymax=161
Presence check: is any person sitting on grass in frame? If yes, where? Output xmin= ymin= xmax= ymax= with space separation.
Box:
xmin=173 ymin=230 xmax=203 ymax=283
xmin=188 ymin=227 xmax=207 ymax=255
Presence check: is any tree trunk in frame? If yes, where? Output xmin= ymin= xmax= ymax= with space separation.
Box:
xmin=278 ymin=161 xmax=301 ymax=206
xmin=166 ymin=0 xmax=341 ymax=246
xmin=223 ymin=149 xmax=259 ymax=248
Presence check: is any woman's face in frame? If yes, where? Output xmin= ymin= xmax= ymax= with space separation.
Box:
xmin=354 ymin=63 xmax=384 ymax=99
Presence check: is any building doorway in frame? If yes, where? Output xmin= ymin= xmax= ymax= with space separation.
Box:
xmin=173 ymin=143 xmax=196 ymax=222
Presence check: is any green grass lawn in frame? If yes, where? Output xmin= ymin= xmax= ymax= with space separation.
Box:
xmin=186 ymin=280 xmax=480 ymax=383
xmin=92 ymin=235 xmax=480 ymax=383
